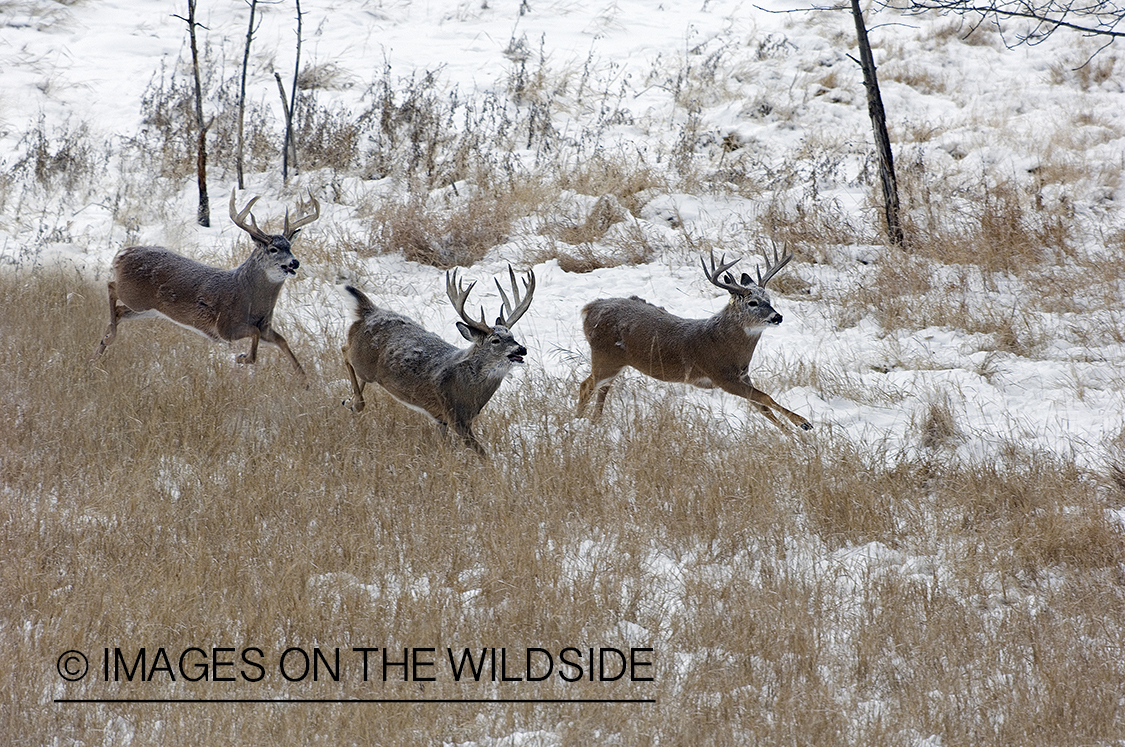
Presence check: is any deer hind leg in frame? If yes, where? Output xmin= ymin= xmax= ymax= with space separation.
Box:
xmin=341 ymin=348 xmax=366 ymax=413
xmin=90 ymin=281 xmax=129 ymax=363
xmin=577 ymin=367 xmax=620 ymax=420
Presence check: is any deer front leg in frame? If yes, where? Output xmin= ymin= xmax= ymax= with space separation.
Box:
xmin=452 ymin=421 xmax=488 ymax=458
xmin=260 ymin=326 xmax=305 ymax=380
xmin=238 ymin=328 xmax=261 ymax=365
xmin=753 ymin=390 xmax=811 ymax=431
xmin=720 ymin=374 xmax=811 ymax=431
xmin=577 ymin=374 xmax=598 ymax=418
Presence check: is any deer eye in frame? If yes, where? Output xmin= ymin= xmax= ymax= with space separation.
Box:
xmin=268 ymin=246 xmax=278 ymax=254
xmin=747 ymin=300 xmax=759 ymax=307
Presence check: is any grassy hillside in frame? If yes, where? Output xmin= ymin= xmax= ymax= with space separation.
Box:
xmin=2 ymin=270 xmax=1123 ymax=744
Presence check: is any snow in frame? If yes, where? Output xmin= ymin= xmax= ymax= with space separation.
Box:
xmin=3 ymin=0 xmax=1124 ymax=737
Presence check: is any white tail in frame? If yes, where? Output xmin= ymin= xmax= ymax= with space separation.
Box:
xmin=342 ymin=266 xmax=536 ymax=456
xmin=577 ymin=247 xmax=811 ymax=430
xmin=90 ymin=190 xmax=320 ymax=377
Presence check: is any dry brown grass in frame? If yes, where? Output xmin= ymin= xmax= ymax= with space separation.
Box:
xmin=359 ymin=183 xmax=537 ymax=269
xmin=2 ymin=269 xmax=1124 ymax=745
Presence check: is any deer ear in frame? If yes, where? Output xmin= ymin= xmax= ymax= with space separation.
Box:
xmin=456 ymin=321 xmax=482 ymax=342
xmin=723 ymin=272 xmax=735 ymax=285
xmin=740 ymin=272 xmax=752 ymax=286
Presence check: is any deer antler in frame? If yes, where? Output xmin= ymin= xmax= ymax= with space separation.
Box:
xmin=229 ymin=190 xmax=272 ymax=244
xmin=755 ymin=243 xmax=793 ymax=288
xmin=494 ymin=265 xmax=536 ymax=328
xmin=283 ymin=191 xmax=321 ymax=240
xmin=702 ymin=252 xmax=749 ymax=296
xmin=445 ymin=270 xmax=493 ymax=336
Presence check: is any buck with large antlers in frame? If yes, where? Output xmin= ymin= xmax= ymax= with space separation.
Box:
xmin=342 ymin=266 xmax=536 ymax=456
xmin=577 ymin=247 xmax=811 ymax=431
xmin=90 ymin=190 xmax=320 ymax=377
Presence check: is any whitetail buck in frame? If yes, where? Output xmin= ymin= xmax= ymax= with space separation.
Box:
xmin=90 ymin=190 xmax=320 ymax=377
xmin=342 ymin=266 xmax=536 ymax=456
xmin=577 ymin=248 xmax=811 ymax=430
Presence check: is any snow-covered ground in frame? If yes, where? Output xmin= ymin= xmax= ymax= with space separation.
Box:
xmin=3 ymin=0 xmax=1122 ymax=471
xmin=5 ymin=1 xmax=1125 ymax=742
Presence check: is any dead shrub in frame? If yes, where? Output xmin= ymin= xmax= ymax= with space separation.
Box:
xmin=362 ymin=189 xmax=521 ymax=269
xmin=919 ymin=392 xmax=963 ymax=450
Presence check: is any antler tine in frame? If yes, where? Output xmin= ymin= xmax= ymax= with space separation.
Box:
xmin=283 ymin=190 xmax=321 ymax=239
xmin=445 ymin=269 xmax=492 ymax=334
xmin=494 ymin=265 xmax=536 ymax=328
xmin=701 ymin=251 xmax=747 ymax=295
xmin=229 ymin=190 xmax=271 ymax=243
xmin=755 ymin=243 xmax=793 ymax=288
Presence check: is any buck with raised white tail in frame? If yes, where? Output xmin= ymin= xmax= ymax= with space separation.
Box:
xmin=90 ymin=190 xmax=320 ymax=377
xmin=577 ymin=247 xmax=811 ymax=430
xmin=342 ymin=266 xmax=536 ymax=456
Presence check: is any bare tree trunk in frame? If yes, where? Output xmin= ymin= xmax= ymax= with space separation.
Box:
xmin=185 ymin=0 xmax=210 ymax=227
xmin=237 ymin=0 xmax=259 ymax=191
xmin=850 ymin=0 xmax=904 ymax=248
xmin=275 ymin=73 xmax=294 ymax=183
xmin=279 ymin=0 xmax=303 ymax=182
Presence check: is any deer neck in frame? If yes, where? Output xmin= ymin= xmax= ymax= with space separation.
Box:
xmin=447 ymin=347 xmax=507 ymax=403
xmin=234 ymin=260 xmax=284 ymax=314
xmin=709 ymin=305 xmax=763 ymax=363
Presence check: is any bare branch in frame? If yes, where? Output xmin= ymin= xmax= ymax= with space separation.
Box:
xmin=874 ymin=0 xmax=1125 ymax=44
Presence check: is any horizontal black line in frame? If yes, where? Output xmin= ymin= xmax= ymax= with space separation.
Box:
xmin=55 ymin=698 xmax=655 ymax=704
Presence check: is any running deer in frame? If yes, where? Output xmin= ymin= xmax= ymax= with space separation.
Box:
xmin=577 ymin=248 xmax=811 ymax=430
xmin=342 ymin=266 xmax=536 ymax=456
xmin=90 ymin=190 xmax=320 ymax=377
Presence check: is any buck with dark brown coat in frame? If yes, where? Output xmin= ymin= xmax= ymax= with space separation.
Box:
xmin=90 ymin=190 xmax=320 ymax=377
xmin=577 ymin=248 xmax=811 ymax=431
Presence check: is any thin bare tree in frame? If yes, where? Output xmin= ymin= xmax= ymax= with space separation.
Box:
xmin=849 ymin=0 xmax=904 ymax=248
xmin=236 ymin=0 xmax=261 ymax=190
xmin=176 ymin=0 xmax=212 ymax=227
xmin=278 ymin=0 xmax=304 ymax=182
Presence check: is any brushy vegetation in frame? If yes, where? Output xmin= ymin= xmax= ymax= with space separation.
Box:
xmin=2 ymin=269 xmax=1124 ymax=745
xmin=3 ymin=3 xmax=1125 ymax=744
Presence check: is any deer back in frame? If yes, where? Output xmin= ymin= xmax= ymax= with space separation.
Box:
xmin=112 ymin=244 xmax=291 ymax=341
xmin=345 ymin=282 xmax=529 ymax=427
xmin=344 ymin=288 xmax=465 ymax=422
xmin=582 ymin=292 xmax=777 ymax=384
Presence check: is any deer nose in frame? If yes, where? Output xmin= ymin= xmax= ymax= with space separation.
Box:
xmin=290 ymin=258 xmax=300 ymax=269
xmin=770 ymin=312 xmax=783 ymax=324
